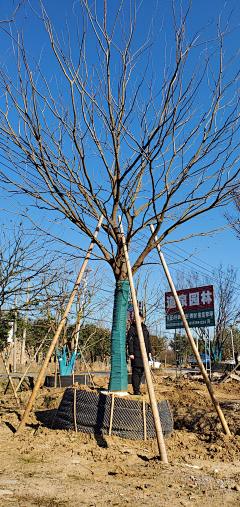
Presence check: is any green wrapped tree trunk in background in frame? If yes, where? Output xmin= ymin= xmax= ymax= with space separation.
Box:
xmin=109 ymin=280 xmax=129 ymax=392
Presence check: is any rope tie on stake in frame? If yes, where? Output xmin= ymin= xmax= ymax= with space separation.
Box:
xmin=15 ymin=214 xmax=104 ymax=435
xmin=118 ymin=215 xmax=168 ymax=463
xmin=149 ymin=223 xmax=231 ymax=437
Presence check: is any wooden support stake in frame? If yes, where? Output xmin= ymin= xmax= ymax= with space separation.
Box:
xmin=1 ymin=352 xmax=20 ymax=407
xmin=80 ymin=353 xmax=95 ymax=388
xmin=15 ymin=215 xmax=103 ymax=435
xmin=150 ymin=368 xmax=157 ymax=383
xmin=220 ymin=362 xmax=240 ymax=384
xmin=150 ymin=223 xmax=231 ymax=437
xmin=54 ymin=349 xmax=58 ymax=388
xmin=109 ymin=393 xmax=115 ymax=436
xmin=16 ymin=328 xmax=51 ymax=393
xmin=4 ymin=380 xmax=10 ymax=395
xmin=118 ymin=216 xmax=168 ymax=463
xmin=73 ymin=388 xmax=77 ymax=433
xmin=143 ymin=401 xmax=147 ymax=441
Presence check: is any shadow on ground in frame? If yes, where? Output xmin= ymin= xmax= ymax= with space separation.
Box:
xmin=35 ymin=408 xmax=58 ymax=428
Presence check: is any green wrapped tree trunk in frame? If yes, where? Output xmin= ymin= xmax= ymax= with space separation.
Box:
xmin=109 ymin=279 xmax=129 ymax=392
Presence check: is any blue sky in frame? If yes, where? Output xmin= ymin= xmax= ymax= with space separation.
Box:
xmin=0 ymin=0 xmax=240 ymax=322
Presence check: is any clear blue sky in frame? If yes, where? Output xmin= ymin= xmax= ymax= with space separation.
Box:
xmin=0 ymin=0 xmax=240 ymax=312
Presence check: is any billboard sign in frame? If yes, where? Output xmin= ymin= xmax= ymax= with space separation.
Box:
xmin=165 ymin=285 xmax=215 ymax=329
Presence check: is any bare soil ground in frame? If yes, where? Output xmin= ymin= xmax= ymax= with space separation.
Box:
xmin=0 ymin=373 xmax=240 ymax=507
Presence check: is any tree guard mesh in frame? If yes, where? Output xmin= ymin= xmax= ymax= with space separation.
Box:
xmin=52 ymin=389 xmax=173 ymax=440
xmin=109 ymin=280 xmax=129 ymax=392
xmin=44 ymin=374 xmax=90 ymax=388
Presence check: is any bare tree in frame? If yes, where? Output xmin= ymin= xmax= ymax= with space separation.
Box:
xmin=0 ymin=1 xmax=240 ymax=388
xmin=211 ymin=264 xmax=240 ymax=360
xmin=0 ymin=224 xmax=52 ymax=311
xmin=225 ymin=189 xmax=240 ymax=240
xmin=0 ymin=223 xmax=60 ymax=372
xmin=131 ymin=267 xmax=166 ymax=330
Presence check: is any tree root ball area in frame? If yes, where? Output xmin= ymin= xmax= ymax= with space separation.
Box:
xmin=0 ymin=373 xmax=240 ymax=506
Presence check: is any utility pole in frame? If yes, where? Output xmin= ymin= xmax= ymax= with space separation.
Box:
xmin=74 ymin=269 xmax=92 ymax=356
xmin=231 ymin=326 xmax=235 ymax=364
xmin=21 ymin=280 xmax=30 ymax=365
xmin=165 ymin=336 xmax=167 ymax=369
xmin=196 ymin=331 xmax=199 ymax=351
xmin=13 ymin=294 xmax=17 ymax=372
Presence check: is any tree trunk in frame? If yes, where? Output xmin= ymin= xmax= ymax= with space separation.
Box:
xmin=109 ymin=279 xmax=130 ymax=392
xmin=218 ymin=344 xmax=224 ymax=362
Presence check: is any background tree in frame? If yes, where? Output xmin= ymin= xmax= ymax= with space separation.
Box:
xmin=1 ymin=1 xmax=240 ymax=389
xmin=223 ymin=327 xmax=240 ymax=361
xmin=211 ymin=264 xmax=240 ymax=360
xmin=0 ymin=224 xmax=54 ymax=311
xmin=0 ymin=311 xmax=13 ymax=352
xmin=169 ymin=333 xmax=206 ymax=365
xmin=128 ymin=267 xmax=166 ymax=327
xmin=0 ymin=223 xmax=58 ymax=366
xmin=73 ymin=324 xmax=111 ymax=364
xmin=150 ymin=333 xmax=168 ymax=363
xmin=24 ymin=318 xmax=54 ymax=360
xmin=69 ymin=266 xmax=111 ymax=352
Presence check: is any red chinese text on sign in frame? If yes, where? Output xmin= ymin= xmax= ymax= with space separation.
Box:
xmin=165 ymin=285 xmax=214 ymax=314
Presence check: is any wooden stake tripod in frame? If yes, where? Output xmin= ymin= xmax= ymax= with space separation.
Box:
xmin=150 ymin=223 xmax=231 ymax=437
xmin=16 ymin=215 xmax=103 ymax=435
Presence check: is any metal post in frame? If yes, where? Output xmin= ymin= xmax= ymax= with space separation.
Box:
xmin=119 ymin=216 xmax=168 ymax=463
xmin=209 ymin=332 xmax=211 ymax=379
xmin=230 ymin=328 xmax=235 ymax=365
xmin=150 ymin=223 xmax=231 ymax=436
xmin=15 ymin=214 xmax=103 ymax=435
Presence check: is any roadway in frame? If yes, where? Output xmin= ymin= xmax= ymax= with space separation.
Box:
xmin=0 ymin=367 xmax=198 ymax=379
